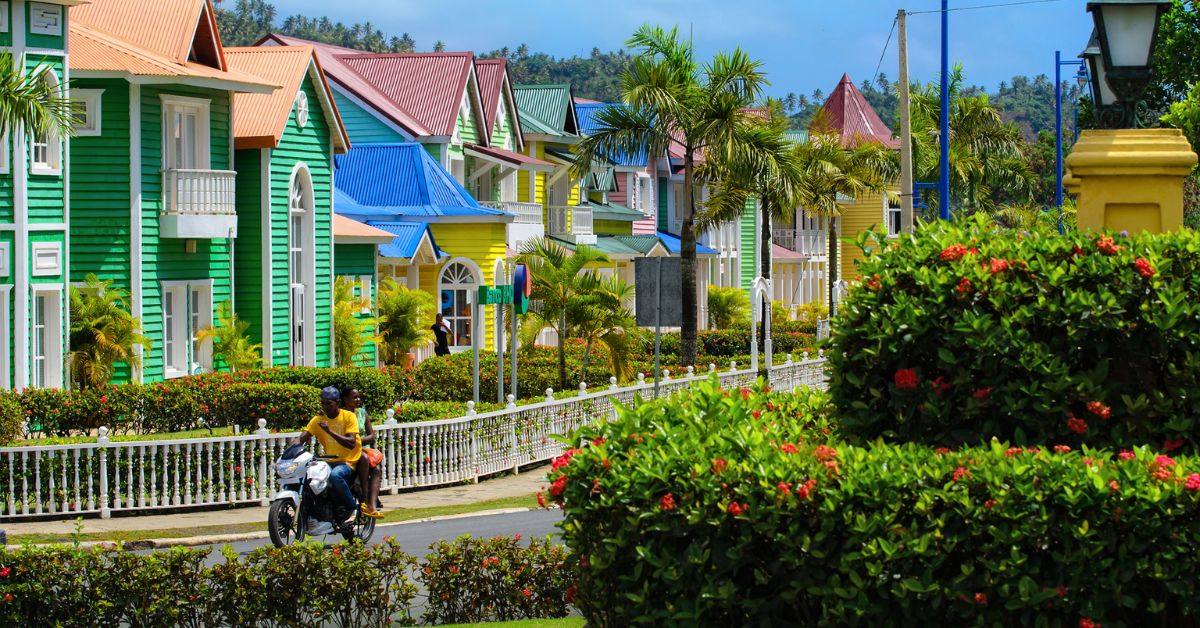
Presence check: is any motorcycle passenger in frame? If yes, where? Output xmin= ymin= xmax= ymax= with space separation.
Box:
xmin=341 ymin=387 xmax=384 ymax=519
xmin=290 ymin=386 xmax=361 ymax=523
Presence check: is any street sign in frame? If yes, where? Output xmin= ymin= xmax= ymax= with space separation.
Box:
xmin=513 ymin=264 xmax=531 ymax=315
xmin=478 ymin=285 xmax=514 ymax=305
xmin=634 ymin=257 xmax=682 ymax=327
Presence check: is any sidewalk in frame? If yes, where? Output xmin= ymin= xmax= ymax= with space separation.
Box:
xmin=0 ymin=469 xmax=548 ymax=538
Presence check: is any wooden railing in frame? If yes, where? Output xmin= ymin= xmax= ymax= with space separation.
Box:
xmin=549 ymin=205 xmax=593 ymax=237
xmin=478 ymin=201 xmax=544 ymax=225
xmin=162 ymin=169 xmax=237 ymax=216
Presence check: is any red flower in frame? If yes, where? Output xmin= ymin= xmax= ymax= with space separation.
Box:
xmin=1118 ymin=450 xmax=1136 ymax=461
xmin=987 ymin=258 xmax=1009 ymax=274
xmin=1185 ymin=473 xmax=1200 ymax=491
xmin=1156 ymin=454 xmax=1176 ymax=468
xmin=1096 ymin=236 xmax=1121 ymax=255
xmin=591 ymin=437 xmax=606 ymax=447
xmin=712 ymin=458 xmax=728 ymax=474
xmin=727 ymin=502 xmax=747 ymax=516
xmin=2 ymin=593 xmax=10 ymax=603
xmin=536 ymin=491 xmax=547 ymax=508
xmin=752 ymin=410 xmax=762 ymax=419
xmin=796 ymin=479 xmax=818 ymax=500
xmin=1056 ymin=585 xmax=1068 ymax=598
xmin=1164 ymin=437 xmax=1185 ymax=452
xmin=99 ymin=395 xmax=108 ymax=404
xmin=740 ymin=388 xmax=751 ymax=400
xmin=932 ymin=376 xmax=952 ymax=396
xmin=952 ymin=466 xmax=970 ymax=482
xmin=940 ymin=244 xmax=968 ymax=261
xmin=780 ymin=443 xmax=798 ymax=454
xmin=601 ymin=459 xmax=611 ymax=471
xmin=1054 ymin=445 xmax=1072 ymax=453
xmin=954 ymin=277 xmax=972 ymax=295
xmin=522 ymin=587 xmax=532 ymax=599
xmin=865 ymin=274 xmax=882 ymax=291
xmin=551 ymin=448 xmax=581 ymax=472
xmin=234 ymin=466 xmax=242 ymax=474
xmin=935 ymin=447 xmax=951 ymax=455
xmin=973 ymin=387 xmax=992 ymax=401
xmin=1005 ymin=447 xmax=1023 ymax=458
xmin=894 ymin=368 xmax=919 ymax=391
xmin=777 ymin=482 xmax=792 ymax=496
xmin=1086 ymin=400 xmax=1112 ymax=420
xmin=565 ymin=585 xmax=576 ymax=603
xmin=1080 ymin=618 xmax=1101 ymax=628
xmin=1134 ymin=257 xmax=1156 ymax=279
xmin=245 ymin=478 xmax=254 ymax=486
xmin=660 ymin=493 xmax=676 ymax=511
xmin=332 ymin=548 xmax=341 ymax=556
xmin=1109 ymin=480 xmax=1120 ymax=493
xmin=0 ymin=566 xmax=9 ymax=578
xmin=974 ymin=592 xmax=988 ymax=605
xmin=984 ymin=499 xmax=997 ymax=510
xmin=813 ymin=445 xmax=838 ymax=462
xmin=549 ymin=475 xmax=567 ymax=497
xmin=1067 ymin=416 xmax=1088 ymax=435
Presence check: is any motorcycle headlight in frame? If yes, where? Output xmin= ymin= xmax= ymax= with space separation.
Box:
xmin=276 ymin=461 xmax=301 ymax=477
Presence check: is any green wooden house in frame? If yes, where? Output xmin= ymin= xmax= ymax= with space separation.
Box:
xmin=67 ymin=0 xmax=274 ymax=383
xmin=225 ymin=45 xmax=351 ymax=368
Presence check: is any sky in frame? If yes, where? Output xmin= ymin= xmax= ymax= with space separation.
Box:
xmin=271 ymin=0 xmax=1096 ymax=96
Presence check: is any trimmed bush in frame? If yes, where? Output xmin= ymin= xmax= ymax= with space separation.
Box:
xmin=208 ymin=383 xmax=320 ymax=431
xmin=0 ymin=394 xmax=20 ymax=445
xmin=419 ymin=534 xmax=573 ymax=624
xmin=553 ymin=379 xmax=1200 ymax=626
xmin=193 ymin=366 xmax=393 ymax=416
xmin=830 ymin=217 xmax=1200 ymax=451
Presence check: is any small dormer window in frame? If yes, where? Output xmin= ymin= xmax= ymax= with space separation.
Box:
xmin=295 ymin=91 xmax=309 ymax=128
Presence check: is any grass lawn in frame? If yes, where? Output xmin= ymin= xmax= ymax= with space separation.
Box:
xmin=7 ymin=493 xmax=541 ymax=545
xmin=438 ymin=619 xmax=584 ymax=628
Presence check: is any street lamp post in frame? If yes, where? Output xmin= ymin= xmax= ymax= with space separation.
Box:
xmin=1085 ymin=0 xmax=1173 ymax=129
xmin=1055 ymin=50 xmax=1089 ymax=233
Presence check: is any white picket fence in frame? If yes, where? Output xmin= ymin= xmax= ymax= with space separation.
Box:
xmin=0 ymin=356 xmax=829 ymax=520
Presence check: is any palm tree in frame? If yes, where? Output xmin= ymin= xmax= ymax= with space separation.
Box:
xmin=68 ymin=274 xmax=151 ymax=389
xmin=572 ymin=275 xmax=639 ymax=382
xmin=195 ymin=302 xmax=262 ymax=372
xmin=910 ymin=65 xmax=1033 ymax=216
xmin=0 ymin=51 xmax=75 ymax=140
xmin=572 ymin=24 xmax=769 ymax=366
xmin=332 ymin=277 xmax=379 ymax=367
xmin=376 ymin=279 xmax=435 ymax=365
xmin=517 ymin=238 xmax=609 ymax=390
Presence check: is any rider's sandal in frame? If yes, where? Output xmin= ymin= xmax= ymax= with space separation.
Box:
xmin=363 ymin=506 xmax=385 ymax=519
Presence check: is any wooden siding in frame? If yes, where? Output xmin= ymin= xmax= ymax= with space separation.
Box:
xmin=839 ymin=190 xmax=886 ymax=281
xmin=657 ymin=177 xmax=668 ymax=232
xmin=334 ymin=242 xmax=377 ymax=366
xmin=0 ymin=133 xmax=12 ymax=223
xmin=139 ymin=85 xmax=234 ymax=381
xmin=69 ymin=79 xmax=132 ymax=284
xmin=232 ymin=147 xmax=265 ymax=355
xmin=593 ymin=219 xmax=632 ymax=236
xmin=425 ymin=222 xmax=506 ymax=349
xmin=331 ymin=89 xmax=405 ymax=144
xmin=25 ymin=56 xmax=64 ymax=225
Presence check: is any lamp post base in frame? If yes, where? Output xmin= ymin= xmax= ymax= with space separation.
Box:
xmin=1065 ymin=129 xmax=1197 ymax=233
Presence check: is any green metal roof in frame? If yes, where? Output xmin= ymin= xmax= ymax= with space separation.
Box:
xmin=549 ymin=235 xmax=645 ymax=258
xmin=591 ymin=168 xmax=616 ymax=192
xmin=609 ymin=235 xmax=664 ymax=254
xmin=588 ymin=201 xmax=643 ymax=222
xmin=514 ymin=84 xmax=575 ymax=135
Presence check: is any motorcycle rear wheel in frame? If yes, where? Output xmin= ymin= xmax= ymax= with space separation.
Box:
xmin=342 ymin=503 xmax=376 ymax=543
xmin=268 ymin=499 xmax=304 ymax=548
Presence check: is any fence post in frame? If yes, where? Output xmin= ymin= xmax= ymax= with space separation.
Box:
xmin=709 ymin=363 xmax=716 ymax=374
xmin=609 ymin=377 xmax=618 ymax=391
xmin=803 ymin=350 xmax=810 ymax=362
xmin=466 ymin=401 xmax=477 ymax=417
xmin=97 ymin=427 xmax=111 ymax=519
xmin=545 ymin=388 xmax=554 ymax=404
xmin=730 ymin=361 xmax=738 ymax=372
xmin=662 ymin=369 xmax=670 ymax=382
xmin=578 ymin=382 xmax=588 ymax=397
xmin=687 ymin=365 xmax=695 ymax=379
xmin=255 ymin=419 xmax=270 ymax=506
xmin=636 ymin=373 xmax=645 ymax=388
xmin=466 ymin=403 xmax=479 ymax=483
xmin=508 ymin=394 xmax=519 ymax=474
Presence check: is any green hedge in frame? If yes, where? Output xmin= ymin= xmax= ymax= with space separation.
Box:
xmin=208 ymin=383 xmax=320 ymax=431
xmin=829 ymin=217 xmax=1200 ymax=451
xmin=553 ymin=379 xmax=1200 ymax=625
xmin=0 ymin=394 xmax=22 ymax=445
xmin=640 ymin=329 xmax=817 ymax=358
xmin=192 ymin=366 xmax=393 ymax=415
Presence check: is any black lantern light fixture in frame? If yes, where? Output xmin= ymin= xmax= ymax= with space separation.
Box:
xmin=1085 ymin=0 xmax=1172 ymax=128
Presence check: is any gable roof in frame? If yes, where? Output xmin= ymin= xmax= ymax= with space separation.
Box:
xmin=225 ymin=46 xmax=350 ymax=153
xmin=574 ymin=102 xmax=649 ymax=167
xmin=513 ymin=84 xmax=578 ymax=137
xmin=333 ymin=214 xmax=395 ymax=243
xmin=257 ymin=33 xmax=430 ymax=138
xmin=72 ymin=0 xmax=225 ymax=70
xmin=816 ymin=74 xmax=899 ymax=149
xmin=68 ymin=22 xmax=276 ymax=92
xmin=334 ymin=143 xmax=511 ymax=222
xmin=336 ymin=52 xmax=484 ymax=140
xmin=369 ymin=221 xmax=447 ymax=262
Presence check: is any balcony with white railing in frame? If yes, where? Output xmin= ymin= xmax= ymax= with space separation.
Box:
xmin=477 ymin=201 xmax=544 ymax=225
xmin=772 ymin=229 xmax=828 ymax=259
xmin=549 ymin=205 xmax=596 ymax=244
xmin=159 ymin=169 xmax=238 ymax=239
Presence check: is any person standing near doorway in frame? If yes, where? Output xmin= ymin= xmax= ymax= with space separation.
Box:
xmin=432 ymin=313 xmax=452 ymax=356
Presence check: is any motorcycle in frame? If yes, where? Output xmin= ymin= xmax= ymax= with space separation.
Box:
xmin=268 ymin=443 xmax=375 ymax=547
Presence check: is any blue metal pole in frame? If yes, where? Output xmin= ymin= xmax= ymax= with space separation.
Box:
xmin=939 ymin=0 xmax=951 ymax=220
xmin=1055 ymin=50 xmax=1064 ymax=234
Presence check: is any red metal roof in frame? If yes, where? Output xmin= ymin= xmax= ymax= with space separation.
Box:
xmin=475 ymin=59 xmax=505 ymax=137
xmin=817 ymin=74 xmax=899 ymax=149
xmin=337 ymin=52 xmax=476 ymax=138
xmin=465 ymin=144 xmax=555 ymax=170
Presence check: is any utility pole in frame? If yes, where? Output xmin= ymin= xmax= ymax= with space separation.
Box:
xmin=938 ymin=0 xmax=951 ymax=220
xmin=897 ymin=9 xmax=914 ymax=233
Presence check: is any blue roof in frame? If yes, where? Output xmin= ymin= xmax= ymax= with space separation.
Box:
xmin=368 ymin=221 xmax=447 ymax=260
xmin=334 ymin=144 xmax=510 ymax=219
xmin=573 ymin=103 xmax=648 ymax=167
xmin=657 ymin=231 xmax=718 ymax=256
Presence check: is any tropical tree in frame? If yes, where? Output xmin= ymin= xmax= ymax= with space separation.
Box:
xmin=706 ymin=285 xmax=749 ymax=329
xmin=332 ymin=277 xmax=378 ymax=367
xmin=573 ymin=275 xmax=639 ymax=382
xmin=517 ymin=238 xmax=609 ymax=390
xmin=0 ymin=51 xmax=74 ymax=140
xmin=376 ymin=279 xmax=435 ymax=364
xmin=910 ymin=65 xmax=1034 ymax=216
xmin=195 ymin=301 xmax=262 ymax=372
xmin=68 ymin=274 xmax=150 ymax=389
xmin=572 ymin=24 xmax=769 ymax=366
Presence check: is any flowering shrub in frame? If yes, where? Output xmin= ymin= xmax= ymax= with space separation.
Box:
xmin=420 ymin=534 xmax=573 ymax=624
xmin=830 ymin=216 xmax=1200 ymax=451
xmin=0 ymin=394 xmax=24 ymax=445
xmin=208 ymin=383 xmax=320 ymax=431
xmin=553 ymin=379 xmax=1200 ymax=625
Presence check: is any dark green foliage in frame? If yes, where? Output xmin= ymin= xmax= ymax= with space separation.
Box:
xmin=555 ymin=379 xmax=1200 ymax=625
xmin=0 ymin=394 xmax=22 ymax=445
xmin=207 ymin=383 xmax=319 ymax=431
xmin=830 ymin=216 xmax=1200 ymax=451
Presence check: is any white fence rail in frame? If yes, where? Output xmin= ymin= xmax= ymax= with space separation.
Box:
xmin=0 ymin=357 xmax=828 ymax=520
xmin=162 ymin=169 xmax=237 ymax=216
xmin=478 ymin=201 xmax=544 ymax=225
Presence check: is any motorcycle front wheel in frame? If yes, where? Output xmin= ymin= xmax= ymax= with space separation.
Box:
xmin=268 ymin=499 xmax=304 ymax=548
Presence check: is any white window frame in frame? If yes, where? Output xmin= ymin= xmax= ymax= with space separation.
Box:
xmin=0 ymin=2 xmax=9 ymax=34
xmin=0 ymin=241 xmax=8 ymax=277
xmin=30 ymin=241 xmax=62 ymax=276
xmin=0 ymin=285 xmax=10 ymax=390
xmin=30 ymin=285 xmax=63 ymax=389
xmin=71 ymin=89 xmax=104 ymax=136
xmin=636 ymin=173 xmax=653 ymax=214
xmin=28 ymin=2 xmax=61 ymax=36
xmin=160 ymin=94 xmax=211 ymax=171
xmin=295 ymin=90 xmax=309 ymax=128
xmin=885 ymin=196 xmax=902 ymax=238
xmin=160 ymin=280 xmax=213 ymax=379
xmin=288 ymin=164 xmax=316 ymax=366
xmin=30 ymin=68 xmax=63 ymax=176
xmin=358 ymin=275 xmax=372 ymax=315
xmin=189 ymin=281 xmax=213 ymax=375
xmin=0 ymin=132 xmax=10 ymax=175
xmin=438 ymin=258 xmax=481 ymax=352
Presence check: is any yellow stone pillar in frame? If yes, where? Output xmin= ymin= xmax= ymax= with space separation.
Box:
xmin=1062 ymin=170 xmax=1081 ymax=200
xmin=1065 ymin=129 xmax=1197 ymax=233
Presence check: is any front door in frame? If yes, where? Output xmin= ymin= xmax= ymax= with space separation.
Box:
xmin=291 ymin=283 xmax=306 ymax=366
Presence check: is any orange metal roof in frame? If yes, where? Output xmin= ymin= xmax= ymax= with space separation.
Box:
xmin=336 ymin=52 xmax=477 ymax=138
xmin=258 ymin=33 xmax=431 ymax=138
xmin=333 ymin=214 xmax=395 ymax=242
xmin=72 ymin=0 xmax=216 ymax=67
xmin=225 ymin=46 xmax=349 ymax=153
xmin=68 ymin=23 xmax=275 ymax=90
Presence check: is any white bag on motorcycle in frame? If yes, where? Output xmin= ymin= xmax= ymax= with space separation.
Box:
xmin=307 ymin=460 xmax=332 ymax=495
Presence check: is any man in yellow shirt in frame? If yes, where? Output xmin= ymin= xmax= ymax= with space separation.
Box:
xmin=291 ymin=386 xmax=361 ymax=522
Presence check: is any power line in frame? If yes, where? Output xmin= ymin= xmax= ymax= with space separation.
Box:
xmin=907 ymin=0 xmax=1065 ymax=16
xmin=871 ymin=17 xmax=898 ymax=88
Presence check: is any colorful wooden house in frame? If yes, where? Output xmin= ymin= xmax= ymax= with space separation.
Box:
xmin=331 ymin=215 xmax=395 ymax=366
xmin=0 ymin=0 xmax=84 ymax=389
xmin=224 ymin=45 xmax=351 ymax=368
xmin=66 ymin=0 xmax=275 ymax=383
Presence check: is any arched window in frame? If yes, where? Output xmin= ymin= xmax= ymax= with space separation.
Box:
xmin=289 ymin=165 xmax=315 ymax=365
xmin=30 ymin=69 xmax=62 ymax=175
xmin=439 ymin=260 xmax=479 ymax=349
